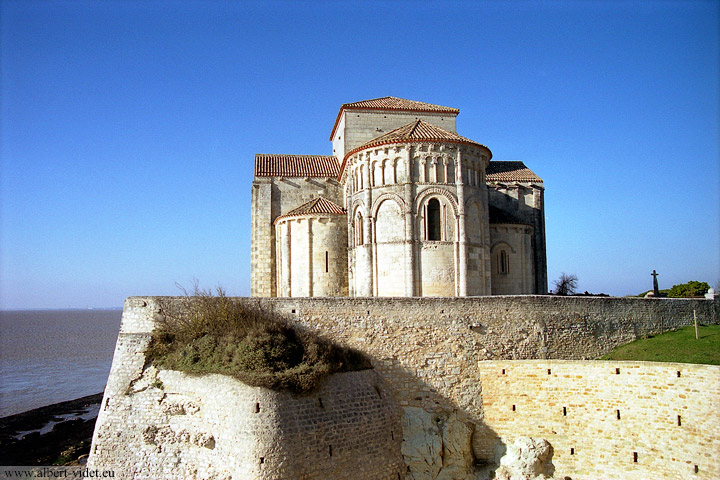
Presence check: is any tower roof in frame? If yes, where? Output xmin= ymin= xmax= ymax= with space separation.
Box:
xmin=329 ymin=96 xmax=459 ymax=141
xmin=274 ymin=196 xmax=346 ymax=224
xmin=486 ymin=161 xmax=543 ymax=183
xmin=341 ymin=96 xmax=459 ymax=113
xmin=254 ymin=154 xmax=340 ymax=178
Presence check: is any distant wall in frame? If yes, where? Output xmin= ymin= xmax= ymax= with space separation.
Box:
xmin=478 ymin=360 xmax=720 ymax=480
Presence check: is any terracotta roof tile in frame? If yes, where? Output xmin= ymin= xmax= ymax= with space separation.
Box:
xmin=486 ymin=161 xmax=543 ymax=183
xmin=356 ymin=120 xmax=484 ymax=151
xmin=275 ymin=196 xmax=346 ymax=223
xmin=341 ymin=97 xmax=459 ymax=114
xmin=340 ymin=120 xmax=491 ymax=177
xmin=254 ymin=154 xmax=339 ymax=178
xmin=330 ymin=96 xmax=458 ymax=140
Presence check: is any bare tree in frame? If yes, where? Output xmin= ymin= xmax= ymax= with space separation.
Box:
xmin=553 ymin=272 xmax=578 ymax=296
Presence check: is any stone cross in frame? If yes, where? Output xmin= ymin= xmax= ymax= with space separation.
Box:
xmin=651 ymin=270 xmax=660 ymax=297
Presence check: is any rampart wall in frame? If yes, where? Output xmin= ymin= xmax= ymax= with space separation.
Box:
xmin=90 ymin=295 xmax=719 ymax=479
xmin=478 ymin=360 xmax=719 ymax=480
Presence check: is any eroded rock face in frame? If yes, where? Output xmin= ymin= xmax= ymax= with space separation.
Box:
xmin=494 ymin=437 xmax=555 ymax=480
xmin=401 ymin=407 xmax=476 ymax=480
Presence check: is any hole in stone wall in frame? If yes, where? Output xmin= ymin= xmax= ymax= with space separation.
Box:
xmin=329 ymin=445 xmax=333 ymax=457
xmin=391 ymin=430 xmax=394 ymax=440
xmin=512 ymin=404 xmax=516 ymax=412
xmin=563 ymin=407 xmax=567 ymax=416
xmin=695 ymin=465 xmax=699 ymax=473
xmin=616 ymin=368 xmax=620 ymax=374
xmin=367 ymin=310 xmax=370 ymax=314
xmin=260 ymin=457 xmax=264 ymax=464
xmin=616 ymin=409 xmax=621 ymax=420
xmin=570 ymin=448 xmax=574 ymax=455
xmin=318 ymin=398 xmax=324 ymax=408
xmin=104 ymin=398 xmax=110 ymax=410
xmin=255 ymin=403 xmax=260 ymax=413
xmin=291 ymin=309 xmax=296 ymax=314
xmin=398 ymin=473 xmax=401 ymax=480
xmin=677 ymin=370 xmax=681 ymax=377
xmin=677 ymin=415 xmax=682 ymax=426
xmin=633 ymin=452 xmax=638 ymax=463
xmin=375 ymin=385 xmax=383 ymax=398
xmin=502 ymin=369 xmax=506 ymax=375
xmin=548 ymin=369 xmax=552 ymax=375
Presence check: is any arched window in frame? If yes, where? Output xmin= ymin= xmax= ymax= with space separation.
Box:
xmin=499 ymin=250 xmax=509 ymax=274
xmin=355 ymin=212 xmax=364 ymax=246
xmin=427 ymin=198 xmax=441 ymax=241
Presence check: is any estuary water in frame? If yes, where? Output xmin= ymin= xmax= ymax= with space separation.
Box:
xmin=0 ymin=309 xmax=123 ymax=417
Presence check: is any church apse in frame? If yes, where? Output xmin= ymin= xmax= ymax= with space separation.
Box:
xmin=251 ymin=97 xmax=546 ymax=297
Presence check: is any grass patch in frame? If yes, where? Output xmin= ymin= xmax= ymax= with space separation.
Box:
xmin=600 ymin=325 xmax=720 ymax=365
xmin=146 ymin=288 xmax=371 ymax=394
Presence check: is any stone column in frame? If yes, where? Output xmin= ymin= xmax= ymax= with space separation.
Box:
xmin=363 ymin=160 xmax=374 ymax=296
xmin=404 ymin=148 xmax=415 ymax=297
xmin=456 ymin=148 xmax=468 ymax=296
xmin=307 ymin=218 xmax=313 ymax=297
xmin=281 ymin=221 xmax=291 ymax=297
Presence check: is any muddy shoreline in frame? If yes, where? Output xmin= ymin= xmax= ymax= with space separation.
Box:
xmin=0 ymin=393 xmax=102 ymax=465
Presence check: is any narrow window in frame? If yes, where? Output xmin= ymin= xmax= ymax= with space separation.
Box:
xmin=355 ymin=213 xmax=364 ymax=246
xmin=512 ymin=404 xmax=516 ymax=412
xmin=325 ymin=251 xmax=329 ymax=273
xmin=427 ymin=198 xmax=441 ymax=241
xmin=547 ymin=368 xmax=552 ymax=375
xmin=633 ymin=452 xmax=638 ymax=463
xmin=563 ymin=406 xmax=567 ymax=416
xmin=616 ymin=368 xmax=620 ymax=374
xmin=255 ymin=403 xmax=260 ymax=413
xmin=677 ymin=415 xmax=682 ymax=426
xmin=499 ymin=250 xmax=509 ymax=274
xmin=570 ymin=448 xmax=575 ymax=455
xmin=616 ymin=409 xmax=621 ymax=420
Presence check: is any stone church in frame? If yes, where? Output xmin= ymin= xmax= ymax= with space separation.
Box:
xmin=251 ymin=97 xmax=547 ymax=297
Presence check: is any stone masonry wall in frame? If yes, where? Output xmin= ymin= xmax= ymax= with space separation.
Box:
xmin=92 ymin=295 xmax=719 ymax=479
xmin=478 ymin=360 xmax=720 ymax=480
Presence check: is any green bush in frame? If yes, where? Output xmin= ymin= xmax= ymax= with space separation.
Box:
xmin=667 ymin=281 xmax=710 ymax=298
xmin=145 ymin=287 xmax=372 ymax=394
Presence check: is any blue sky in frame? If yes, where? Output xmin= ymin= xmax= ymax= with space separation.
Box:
xmin=1 ymin=0 xmax=718 ymax=309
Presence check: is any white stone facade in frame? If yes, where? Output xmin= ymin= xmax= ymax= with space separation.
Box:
xmin=251 ymin=97 xmax=547 ymax=297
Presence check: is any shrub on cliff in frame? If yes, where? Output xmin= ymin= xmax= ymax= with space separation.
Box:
xmin=145 ymin=286 xmax=371 ymax=394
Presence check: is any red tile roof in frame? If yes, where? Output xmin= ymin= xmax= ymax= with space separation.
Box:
xmin=340 ymin=120 xmax=491 ymax=178
xmin=342 ymin=97 xmax=459 ymax=113
xmin=330 ymin=96 xmax=459 ymax=141
xmin=274 ymin=196 xmax=346 ymax=224
xmin=486 ymin=161 xmax=543 ymax=183
xmin=254 ymin=154 xmax=340 ymax=178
